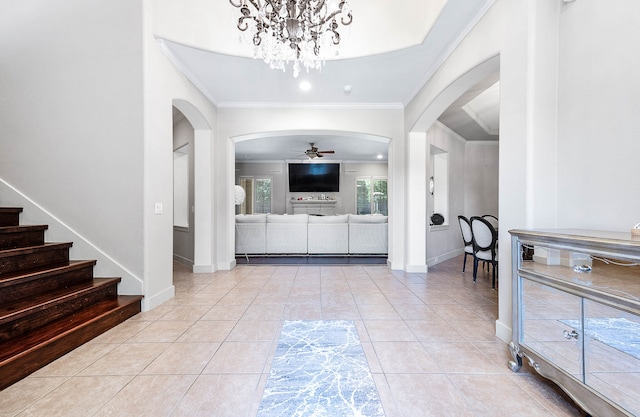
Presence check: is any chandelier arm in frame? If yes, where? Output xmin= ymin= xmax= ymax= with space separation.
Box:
xmin=313 ymin=8 xmax=347 ymax=27
xmin=247 ymin=0 xmax=262 ymax=13
xmin=237 ymin=15 xmax=254 ymax=31
xmin=340 ymin=12 xmax=352 ymax=26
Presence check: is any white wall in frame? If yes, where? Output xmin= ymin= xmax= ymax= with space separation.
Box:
xmin=556 ymin=1 xmax=640 ymax=230
xmin=465 ymin=142 xmax=499 ymax=217
xmin=408 ymin=0 xmax=640 ymax=343
xmin=143 ymin=0 xmax=220 ymax=308
xmin=425 ymin=122 xmax=468 ymax=266
xmin=0 ymin=0 xmax=145 ymax=295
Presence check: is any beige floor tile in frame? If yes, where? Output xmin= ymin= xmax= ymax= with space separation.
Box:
xmin=176 ymin=320 xmax=236 ymax=343
xmin=32 ymin=342 xmax=117 ymax=377
xmin=357 ymin=303 xmax=402 ymax=320
xmin=17 ymin=375 xmax=132 ymax=417
xmin=241 ymin=303 xmax=285 ymax=321
xmin=157 ymin=305 xmax=213 ymax=321
xmin=385 ymin=373 xmax=476 ymax=417
xmin=373 ymin=341 xmax=440 ymax=373
xmin=321 ymin=303 xmax=361 ymax=319
xmin=393 ymin=303 xmax=440 ymax=320
xmin=127 ymin=303 xmax=176 ymax=322
xmin=282 ymin=302 xmax=323 ymax=320
xmin=449 ymin=373 xmax=565 ymax=417
xmin=511 ymin=373 xmax=584 ymax=417
xmin=406 ymin=318 xmax=464 ymax=342
xmin=94 ymin=374 xmax=196 ymax=417
xmin=171 ymin=374 xmax=261 ymax=417
xmin=127 ymin=320 xmax=194 ymax=343
xmin=79 ymin=343 xmax=168 ymax=376
xmin=200 ymin=304 xmax=248 ymax=320
xmin=202 ymin=341 xmax=272 ymax=374
xmin=89 ymin=319 xmax=152 ymax=344
xmin=429 ymin=303 xmax=487 ymax=321
xmin=363 ymin=320 xmax=417 ymax=341
xmin=422 ymin=342 xmax=505 ymax=374
xmin=0 ymin=376 xmax=68 ymax=416
xmin=448 ymin=319 xmax=503 ymax=342
xmin=142 ymin=342 xmax=220 ymax=374
xmin=227 ymin=320 xmax=280 ymax=341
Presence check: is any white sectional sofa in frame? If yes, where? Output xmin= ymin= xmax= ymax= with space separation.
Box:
xmin=266 ymin=213 xmax=309 ymax=254
xmin=235 ymin=213 xmax=387 ymax=256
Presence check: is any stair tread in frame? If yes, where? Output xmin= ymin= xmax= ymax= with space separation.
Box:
xmin=0 ymin=260 xmax=96 ymax=287
xmin=0 ymin=242 xmax=72 ymax=258
xmin=0 ymin=277 xmax=121 ymax=322
xmin=0 ymin=295 xmax=143 ymax=363
xmin=0 ymin=225 xmax=48 ymax=233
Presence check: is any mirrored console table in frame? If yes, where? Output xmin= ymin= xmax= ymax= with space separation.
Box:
xmin=509 ymin=229 xmax=640 ymax=417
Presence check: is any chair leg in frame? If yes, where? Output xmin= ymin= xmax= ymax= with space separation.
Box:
xmin=462 ymin=253 xmax=467 ymax=272
xmin=491 ymin=263 xmax=496 ymax=289
xmin=473 ymin=258 xmax=478 ymax=282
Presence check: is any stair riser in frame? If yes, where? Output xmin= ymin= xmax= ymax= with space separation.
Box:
xmin=0 ymin=265 xmax=95 ymax=304
xmin=0 ymin=230 xmax=46 ymax=250
xmin=0 ymin=211 xmax=21 ymax=227
xmin=0 ymin=283 xmax=118 ymax=341
xmin=0 ymin=299 xmax=141 ymax=390
xmin=0 ymin=247 xmax=70 ymax=275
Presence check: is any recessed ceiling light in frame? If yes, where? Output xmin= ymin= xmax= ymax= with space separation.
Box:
xmin=343 ymin=84 xmax=352 ymax=94
xmin=377 ymin=154 xmax=383 ymax=159
xmin=299 ymin=81 xmax=312 ymax=91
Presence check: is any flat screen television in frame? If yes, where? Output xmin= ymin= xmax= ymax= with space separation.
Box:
xmin=288 ymin=163 xmax=340 ymax=192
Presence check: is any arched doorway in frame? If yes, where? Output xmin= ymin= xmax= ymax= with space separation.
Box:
xmin=172 ymin=99 xmax=215 ymax=273
xmin=231 ymin=130 xmax=391 ymax=264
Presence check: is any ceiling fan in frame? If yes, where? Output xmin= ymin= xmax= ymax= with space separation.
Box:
xmin=301 ymin=143 xmax=335 ymax=159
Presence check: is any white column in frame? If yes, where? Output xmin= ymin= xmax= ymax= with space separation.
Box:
xmin=193 ymin=129 xmax=215 ymax=273
xmin=405 ymin=132 xmax=428 ymax=272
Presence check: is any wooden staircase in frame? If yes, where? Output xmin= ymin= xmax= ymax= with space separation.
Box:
xmin=0 ymin=207 xmax=143 ymax=390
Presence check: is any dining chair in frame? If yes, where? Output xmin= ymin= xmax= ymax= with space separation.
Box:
xmin=457 ymin=215 xmax=474 ymax=272
xmin=481 ymin=214 xmax=499 ymax=229
xmin=471 ymin=216 xmax=499 ymax=289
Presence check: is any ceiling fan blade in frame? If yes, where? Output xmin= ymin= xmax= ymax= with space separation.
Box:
xmin=318 ymin=150 xmax=335 ymax=154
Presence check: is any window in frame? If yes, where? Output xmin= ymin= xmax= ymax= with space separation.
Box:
xmin=239 ymin=176 xmax=272 ymax=214
xmin=356 ymin=177 xmax=387 ymax=215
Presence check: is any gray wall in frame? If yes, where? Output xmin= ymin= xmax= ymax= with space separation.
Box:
xmin=235 ymin=161 xmax=388 ymax=215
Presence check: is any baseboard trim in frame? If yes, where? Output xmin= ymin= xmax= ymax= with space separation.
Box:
xmin=142 ymin=285 xmax=175 ymax=312
xmin=495 ymin=319 xmax=512 ymax=343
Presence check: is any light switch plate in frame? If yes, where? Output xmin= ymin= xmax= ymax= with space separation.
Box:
xmin=154 ymin=203 xmax=163 ymax=214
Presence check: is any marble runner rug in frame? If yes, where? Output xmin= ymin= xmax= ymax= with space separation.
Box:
xmin=561 ymin=317 xmax=640 ymax=360
xmin=257 ymin=320 xmax=385 ymax=417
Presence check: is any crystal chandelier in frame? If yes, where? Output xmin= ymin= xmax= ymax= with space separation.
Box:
xmin=229 ymin=0 xmax=353 ymax=77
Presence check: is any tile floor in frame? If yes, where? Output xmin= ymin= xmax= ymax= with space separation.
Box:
xmin=0 ymin=256 xmax=585 ymax=417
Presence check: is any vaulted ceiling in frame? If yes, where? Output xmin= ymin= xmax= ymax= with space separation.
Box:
xmin=165 ymin=0 xmax=499 ymax=162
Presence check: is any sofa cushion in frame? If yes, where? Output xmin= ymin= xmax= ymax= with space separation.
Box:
xmin=308 ymin=214 xmax=348 ymax=224
xmin=235 ymin=214 xmax=267 ymax=223
xmin=267 ymin=214 xmax=309 ymax=223
xmin=348 ymin=214 xmax=388 ymax=223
